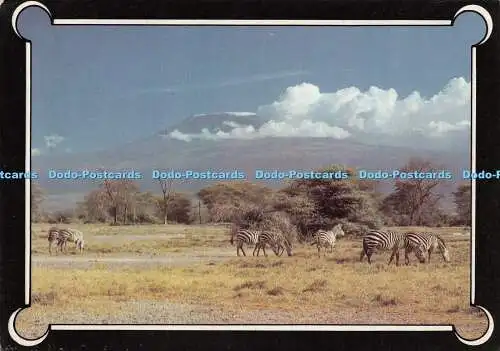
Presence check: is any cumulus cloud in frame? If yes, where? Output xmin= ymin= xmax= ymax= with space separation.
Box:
xmin=44 ymin=134 xmax=65 ymax=149
xmin=31 ymin=148 xmax=41 ymax=156
xmin=167 ymin=77 xmax=470 ymax=143
xmin=427 ymin=120 xmax=470 ymax=136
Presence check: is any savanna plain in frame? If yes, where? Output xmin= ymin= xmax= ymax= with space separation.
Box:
xmin=17 ymin=223 xmax=487 ymax=341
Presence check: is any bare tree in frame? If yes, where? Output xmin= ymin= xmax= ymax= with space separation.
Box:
xmin=101 ymin=178 xmax=120 ymax=225
xmin=99 ymin=172 xmax=140 ymax=225
xmin=382 ymin=158 xmax=446 ymax=226
xmin=118 ymin=180 xmax=140 ymax=224
xmin=158 ymin=179 xmax=174 ymax=224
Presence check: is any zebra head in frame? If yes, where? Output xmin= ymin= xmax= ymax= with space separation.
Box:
xmin=283 ymin=237 xmax=293 ymax=256
xmin=436 ymin=236 xmax=450 ymax=262
xmin=332 ymin=224 xmax=345 ymax=237
xmin=270 ymin=243 xmax=281 ymax=256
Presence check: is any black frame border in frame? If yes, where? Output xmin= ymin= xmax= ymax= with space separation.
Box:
xmin=1 ymin=0 xmax=500 ymax=350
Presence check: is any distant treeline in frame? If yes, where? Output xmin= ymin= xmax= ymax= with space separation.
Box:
xmin=31 ymin=157 xmax=471 ymax=240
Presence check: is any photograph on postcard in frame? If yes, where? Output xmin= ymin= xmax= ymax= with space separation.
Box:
xmin=6 ymin=2 xmax=496 ymax=347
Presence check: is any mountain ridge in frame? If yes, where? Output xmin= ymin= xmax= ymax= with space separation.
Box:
xmin=33 ymin=112 xmax=470 ymax=211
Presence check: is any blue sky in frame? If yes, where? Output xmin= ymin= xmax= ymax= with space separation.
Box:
xmin=18 ymin=7 xmax=485 ymax=154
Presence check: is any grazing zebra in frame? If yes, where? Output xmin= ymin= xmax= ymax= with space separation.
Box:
xmin=403 ymin=231 xmax=450 ymax=265
xmin=233 ymin=229 xmax=262 ymax=256
xmin=57 ymin=228 xmax=85 ymax=254
xmin=48 ymin=227 xmax=65 ymax=255
xmin=255 ymin=231 xmax=293 ymax=257
xmin=310 ymin=224 xmax=345 ymax=258
xmin=360 ymin=229 xmax=405 ymax=265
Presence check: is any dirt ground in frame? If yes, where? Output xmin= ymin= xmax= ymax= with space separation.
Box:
xmin=15 ymin=224 xmax=488 ymax=343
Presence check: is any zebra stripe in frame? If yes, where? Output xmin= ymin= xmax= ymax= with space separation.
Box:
xmin=403 ymin=232 xmax=450 ymax=265
xmin=234 ymin=229 xmax=261 ymax=257
xmin=58 ymin=228 xmax=85 ymax=254
xmin=311 ymin=224 xmax=345 ymax=258
xmin=48 ymin=227 xmax=65 ymax=255
xmin=255 ymin=231 xmax=293 ymax=257
xmin=360 ymin=229 xmax=405 ymax=265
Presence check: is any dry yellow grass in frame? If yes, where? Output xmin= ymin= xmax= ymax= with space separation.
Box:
xmin=18 ymin=223 xmax=486 ymax=341
xmin=31 ymin=223 xmax=229 ymax=254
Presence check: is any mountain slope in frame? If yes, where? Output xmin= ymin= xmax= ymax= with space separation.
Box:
xmin=32 ymin=112 xmax=470 ymax=211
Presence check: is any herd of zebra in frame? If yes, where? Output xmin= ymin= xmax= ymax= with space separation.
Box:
xmin=47 ymin=227 xmax=85 ymax=255
xmin=45 ymin=224 xmax=451 ymax=265
xmin=230 ymin=224 xmax=451 ymax=265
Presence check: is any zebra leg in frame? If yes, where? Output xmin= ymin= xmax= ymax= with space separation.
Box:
xmin=274 ymin=245 xmax=282 ymax=256
xmin=428 ymin=249 xmax=432 ymax=263
xmin=256 ymin=244 xmax=262 ymax=256
xmin=388 ymin=250 xmax=395 ymax=265
xmin=241 ymin=246 xmax=247 ymax=256
xmin=253 ymin=244 xmax=259 ymax=256
xmin=360 ymin=240 xmax=369 ymax=262
xmin=237 ymin=244 xmax=241 ymax=256
xmin=278 ymin=245 xmax=284 ymax=256
xmin=388 ymin=248 xmax=399 ymax=265
xmin=367 ymin=252 xmax=372 ymax=264
xmin=359 ymin=249 xmax=365 ymax=262
xmin=262 ymin=246 xmax=268 ymax=257
xmin=405 ymin=249 xmax=410 ymax=265
xmin=317 ymin=245 xmax=321 ymax=258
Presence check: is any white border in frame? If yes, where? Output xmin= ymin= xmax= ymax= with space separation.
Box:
xmin=8 ymin=2 xmax=495 ymax=347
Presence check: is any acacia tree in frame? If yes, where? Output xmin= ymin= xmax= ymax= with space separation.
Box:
xmin=197 ymin=181 xmax=274 ymax=223
xmin=382 ymin=157 xmax=446 ymax=226
xmin=280 ymin=164 xmax=383 ymax=237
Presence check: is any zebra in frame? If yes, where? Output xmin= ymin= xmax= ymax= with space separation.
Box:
xmin=255 ymin=231 xmax=293 ymax=257
xmin=232 ymin=229 xmax=262 ymax=256
xmin=403 ymin=231 xmax=450 ymax=265
xmin=360 ymin=229 xmax=405 ymax=265
xmin=310 ymin=224 xmax=345 ymax=258
xmin=48 ymin=227 xmax=65 ymax=255
xmin=57 ymin=228 xmax=85 ymax=254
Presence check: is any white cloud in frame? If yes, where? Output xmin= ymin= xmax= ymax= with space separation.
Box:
xmin=31 ymin=148 xmax=41 ymax=156
xmin=44 ymin=134 xmax=65 ymax=149
xmin=169 ymin=129 xmax=194 ymax=142
xmin=427 ymin=120 xmax=470 ymax=136
xmin=167 ymin=77 xmax=471 ymax=144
